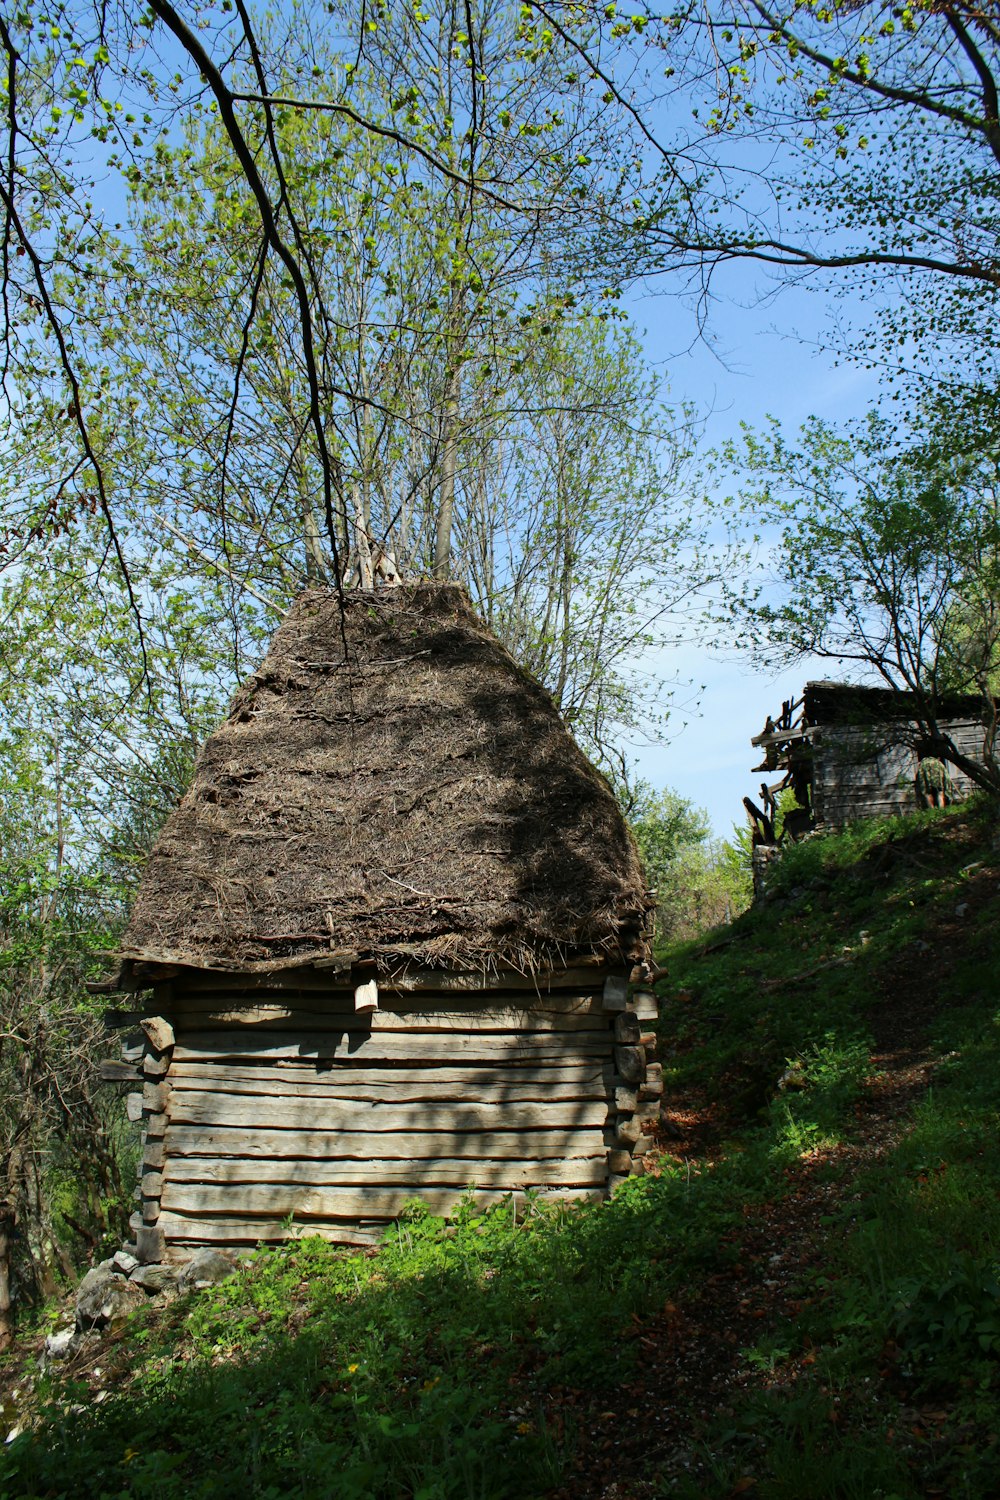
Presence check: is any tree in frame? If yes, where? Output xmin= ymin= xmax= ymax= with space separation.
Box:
xmin=620 ymin=2 xmax=1000 ymax=355
xmin=0 ymin=733 xmax=127 ymax=1347
xmin=628 ymin=782 xmax=710 ymax=884
xmin=461 ymin=316 xmax=710 ymax=761
xmin=7 ymin=39 xmax=712 ymax=766
xmin=715 ymin=411 xmax=1000 ymax=794
xmin=0 ymin=519 xmax=259 ymax=1341
xmin=625 ymin=781 xmax=751 ymax=939
xmin=0 ymin=0 xmax=652 ymax=614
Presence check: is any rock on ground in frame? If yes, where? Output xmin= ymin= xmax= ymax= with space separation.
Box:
xmin=75 ymin=1268 xmax=146 ymax=1331
xmin=177 ymin=1249 xmax=236 ymax=1293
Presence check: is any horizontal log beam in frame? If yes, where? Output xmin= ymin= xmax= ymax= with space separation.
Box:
xmin=167 ymin=1074 xmax=608 ymax=1106
xmin=164 ymin=1125 xmax=608 ymax=1160
xmin=170 ymin=1008 xmax=610 ymax=1036
xmin=164 ymin=1157 xmax=607 ymax=1188
xmin=168 ymin=1061 xmax=607 ymax=1091
xmin=173 ymin=1034 xmax=612 ymax=1064
xmin=99 ymin=1059 xmax=141 ymax=1084
xmin=166 ymin=1093 xmax=610 ymax=1133
xmin=156 ymin=1216 xmax=383 ymax=1246
xmin=160 ymin=1182 xmax=604 ymax=1219
xmin=173 ymin=992 xmax=607 ymax=1021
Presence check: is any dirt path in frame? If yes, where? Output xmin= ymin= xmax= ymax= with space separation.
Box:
xmin=546 ymin=865 xmax=1000 ymax=1500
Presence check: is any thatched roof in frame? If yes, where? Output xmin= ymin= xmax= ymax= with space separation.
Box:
xmin=121 ymin=585 xmax=651 ymax=979
xmin=804 ymin=681 xmax=985 ymax=728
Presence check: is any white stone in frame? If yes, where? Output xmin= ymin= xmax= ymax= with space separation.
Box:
xmin=43 ymin=1328 xmax=77 ymax=1362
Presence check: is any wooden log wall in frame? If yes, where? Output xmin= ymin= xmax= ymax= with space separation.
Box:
xmin=812 ymin=719 xmax=983 ymax=828
xmin=109 ymin=972 xmax=661 ymax=1262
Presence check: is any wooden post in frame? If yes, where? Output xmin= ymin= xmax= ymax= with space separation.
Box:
xmin=354 ymin=979 xmax=379 ymax=1014
xmin=141 ymin=1016 xmax=175 ymax=1054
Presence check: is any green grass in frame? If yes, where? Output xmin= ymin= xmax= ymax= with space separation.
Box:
xmin=4 ymin=801 xmax=1000 ymax=1499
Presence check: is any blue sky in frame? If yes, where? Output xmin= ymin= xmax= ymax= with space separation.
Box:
xmin=621 ymin=267 xmax=885 ymax=837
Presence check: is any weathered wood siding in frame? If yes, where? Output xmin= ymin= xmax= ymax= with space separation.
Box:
xmin=812 ymin=717 xmax=984 ymax=828
xmin=124 ymin=979 xmax=661 ymax=1259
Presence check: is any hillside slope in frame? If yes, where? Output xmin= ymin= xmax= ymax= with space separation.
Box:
xmin=2 ymin=802 xmax=999 ymax=1499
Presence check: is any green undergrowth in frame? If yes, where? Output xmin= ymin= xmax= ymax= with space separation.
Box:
xmin=664 ymin=800 xmax=1000 ymax=1498
xmin=3 ymin=802 xmax=1000 ymax=1498
xmin=2 ymin=1168 xmax=777 ymax=1500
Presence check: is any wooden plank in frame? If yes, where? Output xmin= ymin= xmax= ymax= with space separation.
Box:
xmin=165 ymin=1092 xmax=610 ymax=1132
xmin=354 ymin=979 xmax=378 ymax=1013
xmin=166 ymin=1080 xmax=611 ymax=1104
xmin=143 ymin=1140 xmax=166 ymax=1170
xmin=126 ymin=1092 xmax=143 ymax=1123
xmin=175 ymin=990 xmax=606 ymax=1017
xmin=136 ymin=1225 xmax=165 ymax=1263
xmin=164 ymin=1125 xmax=607 ymax=1160
xmin=100 ymin=1059 xmax=141 ymax=1084
xmin=613 ymin=1013 xmax=640 ymax=1043
xmin=168 ymin=1061 xmax=606 ymax=1091
xmin=164 ymin=1157 xmax=608 ymax=1188
xmin=168 ymin=1074 xmax=608 ymax=1105
xmin=160 ymin=1182 xmax=604 ymax=1218
xmin=86 ymin=974 xmax=125 ymax=996
xmin=602 ymin=976 xmax=628 ymax=1011
xmin=608 ymin=1117 xmax=641 ymax=1148
xmin=170 ymin=1004 xmax=608 ymax=1034
xmin=143 ymin=1081 xmax=170 ymax=1113
xmin=614 ymin=1045 xmax=646 ymax=1084
xmin=157 ymin=1216 xmax=384 ymax=1247
xmin=172 ymin=1033 xmax=611 ymax=1063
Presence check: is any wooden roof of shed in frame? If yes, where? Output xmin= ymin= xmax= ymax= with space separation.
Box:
xmin=801 ymin=681 xmax=984 ymax=727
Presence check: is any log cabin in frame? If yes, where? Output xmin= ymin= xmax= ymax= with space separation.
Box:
xmin=98 ymin=585 xmax=658 ymax=1265
xmin=749 ymin=680 xmax=987 ymax=835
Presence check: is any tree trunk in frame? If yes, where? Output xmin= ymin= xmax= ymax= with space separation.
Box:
xmin=298 ymin=459 xmax=327 ymax=583
xmin=353 ymin=484 xmax=374 ymax=590
xmin=0 ymin=1203 xmax=14 ymax=1351
xmin=434 ymin=359 xmax=461 ymax=580
xmin=434 ymin=284 xmax=465 ymax=580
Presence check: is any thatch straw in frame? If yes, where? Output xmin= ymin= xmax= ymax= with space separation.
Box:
xmin=121 ymin=585 xmax=651 ymax=977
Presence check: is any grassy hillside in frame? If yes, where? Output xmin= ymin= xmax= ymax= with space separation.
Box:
xmin=2 ymin=802 xmax=1000 ymax=1499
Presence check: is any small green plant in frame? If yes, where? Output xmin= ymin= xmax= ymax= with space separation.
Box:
xmin=892 ymin=1256 xmax=1000 ymax=1370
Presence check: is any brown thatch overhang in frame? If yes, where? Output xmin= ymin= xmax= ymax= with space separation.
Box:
xmin=118 ymin=584 xmax=652 ymax=984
